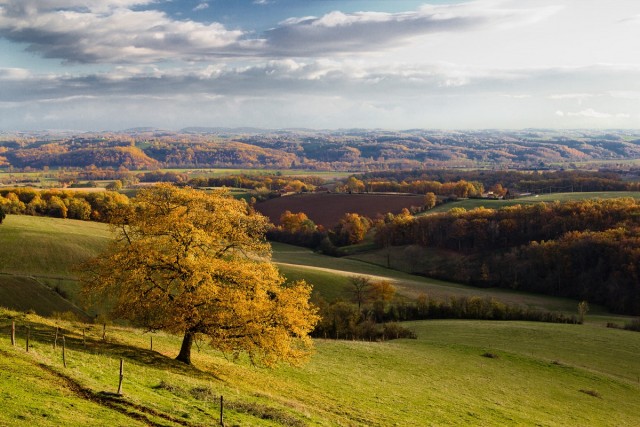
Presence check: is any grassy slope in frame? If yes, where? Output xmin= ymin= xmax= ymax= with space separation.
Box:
xmin=272 ymin=242 xmax=585 ymax=314
xmin=0 ymin=215 xmax=111 ymax=278
xmin=1 ymin=216 xmax=640 ymax=425
xmin=0 ymin=215 xmax=112 ymax=318
xmin=0 ymin=216 xmax=585 ymax=316
xmin=0 ymin=276 xmax=88 ymax=320
xmin=2 ymin=309 xmax=640 ymax=426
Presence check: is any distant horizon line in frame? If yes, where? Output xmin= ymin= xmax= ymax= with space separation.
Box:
xmin=2 ymin=127 xmax=640 ymax=135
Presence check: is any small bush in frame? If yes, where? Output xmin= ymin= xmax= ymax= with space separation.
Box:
xmin=481 ymin=352 xmax=499 ymax=359
xmin=382 ymin=322 xmax=417 ymax=340
xmin=190 ymin=386 xmax=215 ymax=401
xmin=153 ymin=380 xmax=184 ymax=394
xmin=624 ymin=318 xmax=640 ymax=332
xmin=579 ymin=389 xmax=601 ymax=398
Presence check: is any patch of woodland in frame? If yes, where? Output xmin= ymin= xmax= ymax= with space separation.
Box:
xmin=358 ymin=169 xmax=640 ymax=195
xmin=375 ymin=198 xmax=640 ymax=315
xmin=0 ymin=188 xmax=129 ymax=221
xmin=312 ymin=278 xmax=577 ymax=342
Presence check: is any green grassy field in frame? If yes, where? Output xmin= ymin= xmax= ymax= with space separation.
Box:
xmin=1 ymin=308 xmax=640 ymax=426
xmin=0 ymin=215 xmax=618 ymax=320
xmin=2 ymin=214 xmax=640 ymax=425
xmin=425 ymin=191 xmax=640 ymax=214
xmin=271 ymin=242 xmax=588 ymax=314
xmin=0 ymin=275 xmax=88 ymax=320
xmin=0 ymin=215 xmax=112 ymax=315
xmin=0 ymin=215 xmax=112 ymax=278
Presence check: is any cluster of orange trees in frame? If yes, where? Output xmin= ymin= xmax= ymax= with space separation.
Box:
xmin=267 ymin=210 xmax=373 ymax=253
xmin=0 ymin=188 xmax=128 ymax=221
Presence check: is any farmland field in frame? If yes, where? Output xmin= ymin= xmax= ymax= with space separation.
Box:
xmin=256 ymin=192 xmax=425 ymax=227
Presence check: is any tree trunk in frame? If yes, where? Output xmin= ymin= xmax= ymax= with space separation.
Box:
xmin=176 ymin=330 xmax=194 ymax=364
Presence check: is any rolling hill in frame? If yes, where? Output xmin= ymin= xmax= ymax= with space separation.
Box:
xmin=1 ymin=214 xmax=640 ymax=425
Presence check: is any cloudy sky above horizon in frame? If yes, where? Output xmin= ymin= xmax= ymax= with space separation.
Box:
xmin=0 ymin=0 xmax=639 ymax=131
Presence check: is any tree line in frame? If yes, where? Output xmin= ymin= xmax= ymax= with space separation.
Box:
xmin=312 ymin=276 xmax=579 ymax=341
xmin=0 ymin=188 xmax=129 ymax=221
xmin=359 ymin=169 xmax=640 ymax=194
xmin=374 ymin=198 xmax=640 ymax=314
xmin=266 ymin=210 xmax=374 ymax=254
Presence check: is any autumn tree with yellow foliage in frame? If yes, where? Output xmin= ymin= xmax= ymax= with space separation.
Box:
xmin=80 ymin=184 xmax=318 ymax=365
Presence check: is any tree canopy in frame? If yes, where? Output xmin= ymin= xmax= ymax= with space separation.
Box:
xmin=80 ymin=183 xmax=318 ymax=365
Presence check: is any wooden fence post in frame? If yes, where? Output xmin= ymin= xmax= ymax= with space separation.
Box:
xmin=83 ymin=329 xmax=86 ymax=347
xmin=11 ymin=321 xmax=15 ymax=346
xmin=150 ymin=336 xmax=153 ymax=351
xmin=220 ymin=395 xmax=224 ymax=426
xmin=54 ymin=327 xmax=59 ymax=350
xmin=117 ymin=359 xmax=124 ymax=395
xmin=26 ymin=327 xmax=30 ymax=352
xmin=62 ymin=336 xmax=67 ymax=368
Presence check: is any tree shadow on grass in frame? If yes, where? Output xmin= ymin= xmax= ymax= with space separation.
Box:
xmin=0 ymin=319 xmax=223 ymax=381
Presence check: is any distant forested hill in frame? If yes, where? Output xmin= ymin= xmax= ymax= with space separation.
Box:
xmin=1 ymin=129 xmax=640 ymax=170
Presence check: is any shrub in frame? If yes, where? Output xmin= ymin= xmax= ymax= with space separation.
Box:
xmin=579 ymin=389 xmax=602 ymax=398
xmin=624 ymin=318 xmax=640 ymax=332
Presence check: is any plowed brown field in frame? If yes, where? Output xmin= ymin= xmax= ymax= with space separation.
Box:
xmin=255 ymin=192 xmax=425 ymax=227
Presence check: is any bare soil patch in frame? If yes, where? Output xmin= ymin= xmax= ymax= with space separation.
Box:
xmin=255 ymin=192 xmax=424 ymax=228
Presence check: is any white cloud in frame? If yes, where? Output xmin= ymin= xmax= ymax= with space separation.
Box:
xmin=193 ymin=2 xmax=209 ymax=12
xmin=0 ymin=67 xmax=31 ymax=80
xmin=263 ymin=3 xmax=561 ymax=57
xmin=0 ymin=0 xmax=246 ymax=63
xmin=0 ymin=0 xmax=564 ymax=64
xmin=561 ymin=108 xmax=630 ymax=119
xmin=548 ymin=93 xmax=594 ymax=100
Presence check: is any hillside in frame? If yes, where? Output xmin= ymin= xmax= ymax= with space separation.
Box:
xmin=0 ymin=215 xmax=112 ymax=316
xmin=0 ymin=215 xmax=589 ymax=316
xmin=2 ymin=215 xmax=640 ymax=425
xmin=3 ymin=129 xmax=640 ymax=171
xmin=2 ymin=307 xmax=640 ymax=426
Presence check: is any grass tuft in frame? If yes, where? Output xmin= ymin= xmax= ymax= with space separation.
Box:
xmin=153 ymin=380 xmax=184 ymax=395
xmin=189 ymin=386 xmax=215 ymax=401
xmin=226 ymin=400 xmax=306 ymax=427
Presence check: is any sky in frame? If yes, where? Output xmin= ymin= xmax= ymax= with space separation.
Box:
xmin=0 ymin=0 xmax=639 ymax=131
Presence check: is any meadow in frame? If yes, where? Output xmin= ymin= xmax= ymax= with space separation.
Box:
xmin=1 ymin=308 xmax=640 ymax=426
xmin=0 ymin=215 xmax=613 ymax=319
xmin=1 ymin=214 xmax=639 ymax=425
